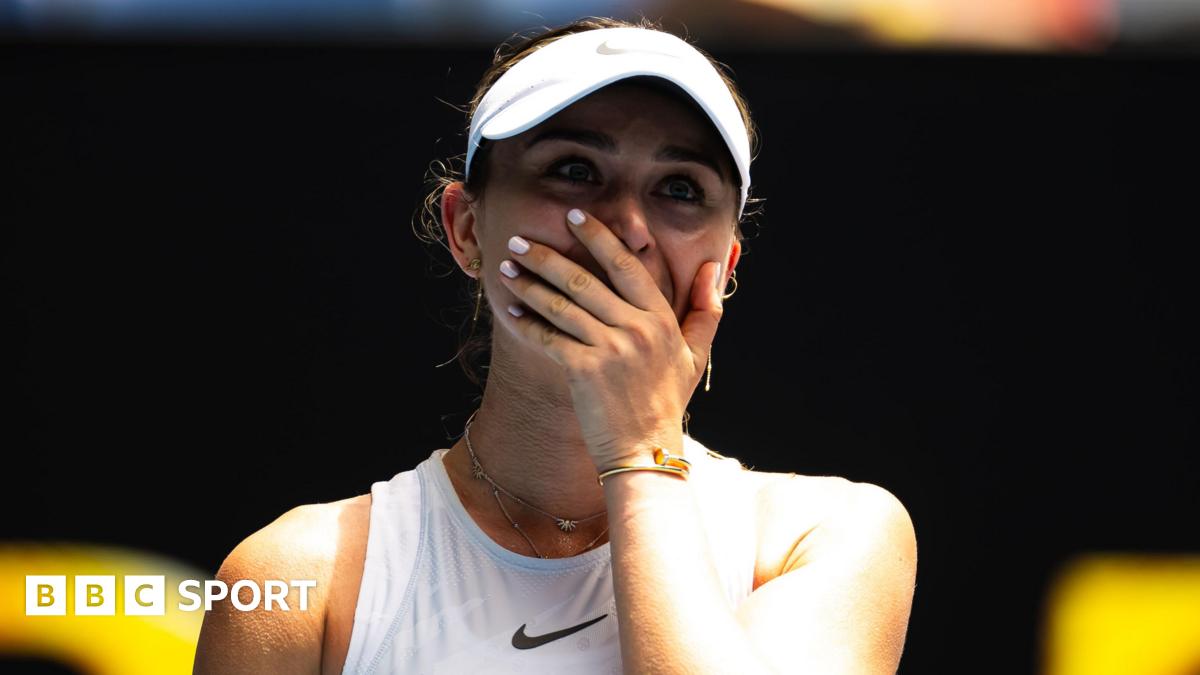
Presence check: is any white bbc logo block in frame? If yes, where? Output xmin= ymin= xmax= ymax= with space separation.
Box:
xmin=124 ymin=575 xmax=166 ymax=616
xmin=74 ymin=575 xmax=116 ymax=616
xmin=26 ymin=575 xmax=66 ymax=615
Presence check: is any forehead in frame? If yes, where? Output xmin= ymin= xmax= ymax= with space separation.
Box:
xmin=507 ymin=78 xmax=735 ymax=181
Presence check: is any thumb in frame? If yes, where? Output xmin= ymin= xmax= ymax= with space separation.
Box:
xmin=686 ymin=260 xmax=724 ymax=320
xmin=680 ymin=261 xmax=724 ymax=367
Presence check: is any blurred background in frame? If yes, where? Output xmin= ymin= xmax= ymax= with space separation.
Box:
xmin=2 ymin=0 xmax=1200 ymax=51
xmin=2 ymin=1 xmax=1198 ymax=674
xmin=3 ymin=0 xmax=1200 ymax=50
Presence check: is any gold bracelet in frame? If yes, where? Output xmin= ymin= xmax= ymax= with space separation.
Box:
xmin=597 ymin=464 xmax=687 ymax=486
xmin=596 ymin=446 xmax=692 ymax=486
xmin=653 ymin=446 xmax=692 ymax=472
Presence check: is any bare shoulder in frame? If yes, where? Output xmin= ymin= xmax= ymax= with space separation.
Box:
xmin=710 ymin=462 xmax=917 ymax=671
xmin=730 ymin=467 xmax=918 ymax=671
xmin=193 ymin=494 xmax=372 ymax=675
xmin=227 ymin=494 xmax=370 ymax=581
xmin=740 ymin=468 xmax=916 ymax=588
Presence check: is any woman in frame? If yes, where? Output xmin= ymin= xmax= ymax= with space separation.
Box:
xmin=194 ymin=17 xmax=917 ymax=674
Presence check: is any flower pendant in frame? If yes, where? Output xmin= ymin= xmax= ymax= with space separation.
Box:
xmin=557 ymin=519 xmax=577 ymax=532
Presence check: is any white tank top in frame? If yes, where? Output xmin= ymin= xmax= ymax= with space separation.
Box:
xmin=340 ymin=434 xmax=758 ymax=674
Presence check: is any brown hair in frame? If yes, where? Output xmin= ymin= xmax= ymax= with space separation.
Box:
xmin=414 ymin=16 xmax=763 ymax=389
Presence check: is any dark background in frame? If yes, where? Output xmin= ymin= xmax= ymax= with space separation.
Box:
xmin=3 ymin=41 xmax=1198 ymax=674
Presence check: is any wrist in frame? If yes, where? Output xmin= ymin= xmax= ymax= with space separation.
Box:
xmin=596 ymin=443 xmax=691 ymax=486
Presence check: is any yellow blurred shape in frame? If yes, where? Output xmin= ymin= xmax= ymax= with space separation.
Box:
xmin=1044 ymin=553 xmax=1200 ymax=675
xmin=741 ymin=0 xmax=1112 ymax=50
xmin=0 ymin=541 xmax=208 ymax=675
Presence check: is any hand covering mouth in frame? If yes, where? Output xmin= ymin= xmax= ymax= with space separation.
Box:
xmin=579 ymin=260 xmax=674 ymax=309
xmin=578 ymin=260 xmax=617 ymax=296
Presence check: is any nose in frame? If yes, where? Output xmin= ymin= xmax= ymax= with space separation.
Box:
xmin=584 ymin=187 xmax=673 ymax=306
xmin=590 ymin=189 xmax=654 ymax=255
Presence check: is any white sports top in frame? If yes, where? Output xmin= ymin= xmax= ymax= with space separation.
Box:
xmin=340 ymin=435 xmax=758 ymax=674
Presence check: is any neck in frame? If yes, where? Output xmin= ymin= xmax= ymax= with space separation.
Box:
xmin=443 ymin=336 xmax=609 ymax=553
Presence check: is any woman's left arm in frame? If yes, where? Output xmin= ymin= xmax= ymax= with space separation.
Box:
xmin=605 ymin=465 xmax=917 ymax=674
xmin=497 ymin=207 xmax=916 ymax=674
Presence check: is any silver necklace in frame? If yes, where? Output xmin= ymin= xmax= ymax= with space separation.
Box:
xmin=462 ymin=409 xmax=608 ymax=559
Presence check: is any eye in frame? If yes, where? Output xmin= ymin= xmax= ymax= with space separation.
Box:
xmin=548 ymin=158 xmax=598 ymax=184
xmin=661 ymin=176 xmax=705 ymax=204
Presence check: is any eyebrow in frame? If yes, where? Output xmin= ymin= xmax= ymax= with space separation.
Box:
xmin=523 ymin=127 xmax=728 ymax=182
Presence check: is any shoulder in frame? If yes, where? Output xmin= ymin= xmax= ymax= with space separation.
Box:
xmin=724 ymin=467 xmax=917 ymax=671
xmin=221 ymin=495 xmax=372 ymax=593
xmin=193 ymin=494 xmax=372 ymax=675
xmin=742 ymin=468 xmax=916 ymax=587
xmin=229 ymin=495 xmax=369 ymax=576
xmin=805 ymin=478 xmax=916 ymax=573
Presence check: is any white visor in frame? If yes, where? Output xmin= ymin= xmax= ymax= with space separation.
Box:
xmin=465 ymin=26 xmax=752 ymax=218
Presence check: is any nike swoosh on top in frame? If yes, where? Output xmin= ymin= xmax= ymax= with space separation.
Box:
xmin=511 ymin=614 xmax=608 ymax=650
xmin=595 ymin=40 xmax=680 ymax=58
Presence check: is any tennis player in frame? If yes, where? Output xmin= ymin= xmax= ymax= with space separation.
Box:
xmin=194 ymin=17 xmax=917 ymax=674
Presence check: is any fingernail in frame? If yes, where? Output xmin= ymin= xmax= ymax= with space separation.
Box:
xmin=507 ymin=304 xmax=524 ymax=317
xmin=500 ymin=260 xmax=519 ymax=278
xmin=508 ymin=235 xmax=530 ymax=254
xmin=567 ymin=208 xmax=586 ymax=226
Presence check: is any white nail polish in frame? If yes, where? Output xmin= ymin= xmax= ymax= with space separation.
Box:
xmin=500 ymin=260 xmax=519 ymax=278
xmin=567 ymin=209 xmax=586 ymax=226
xmin=507 ymin=304 xmax=524 ymax=317
xmin=508 ymin=236 xmax=530 ymax=254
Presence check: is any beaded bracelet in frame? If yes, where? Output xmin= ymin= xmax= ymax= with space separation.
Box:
xmin=596 ymin=447 xmax=692 ymax=486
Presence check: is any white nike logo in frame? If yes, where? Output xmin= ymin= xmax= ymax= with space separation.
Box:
xmin=595 ymin=40 xmax=680 ymax=58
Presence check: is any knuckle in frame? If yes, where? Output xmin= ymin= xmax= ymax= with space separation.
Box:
xmin=614 ymin=342 xmax=637 ymax=360
xmin=548 ymin=293 xmax=571 ymax=317
xmin=617 ymin=330 xmax=646 ymax=355
xmin=539 ymin=323 xmax=558 ymax=347
xmin=628 ymin=318 xmax=665 ymax=347
xmin=611 ymin=250 xmax=637 ymax=273
xmin=651 ymin=312 xmax=676 ymax=333
xmin=567 ymin=270 xmax=592 ymax=294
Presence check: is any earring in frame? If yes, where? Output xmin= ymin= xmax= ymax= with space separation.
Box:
xmin=720 ymin=270 xmax=738 ymax=301
xmin=433 ymin=257 xmax=483 ymax=370
xmin=705 ymin=350 xmax=713 ymax=392
xmin=707 ymin=271 xmax=737 ymax=392
xmin=468 ymin=258 xmax=482 ymax=323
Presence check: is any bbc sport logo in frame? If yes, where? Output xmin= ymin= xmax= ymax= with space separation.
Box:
xmin=26 ymin=575 xmax=316 ymax=615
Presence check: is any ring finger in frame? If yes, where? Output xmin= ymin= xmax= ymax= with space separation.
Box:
xmin=498 ymin=259 xmax=609 ymax=347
